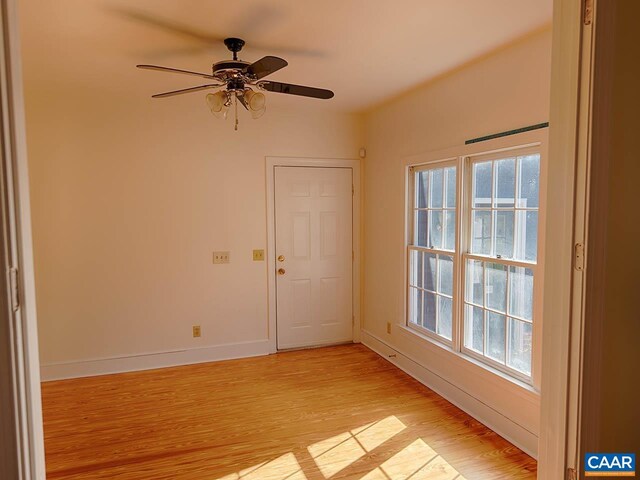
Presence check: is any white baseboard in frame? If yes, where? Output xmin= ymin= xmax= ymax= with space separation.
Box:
xmin=361 ymin=330 xmax=538 ymax=458
xmin=40 ymin=339 xmax=272 ymax=381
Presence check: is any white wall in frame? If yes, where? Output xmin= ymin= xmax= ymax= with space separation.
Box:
xmin=24 ymin=78 xmax=362 ymax=378
xmin=361 ymin=28 xmax=551 ymax=456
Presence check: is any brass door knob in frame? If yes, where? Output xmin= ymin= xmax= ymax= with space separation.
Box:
xmin=277 ymin=268 xmax=286 ymax=275
xmin=277 ymin=255 xmax=285 ymax=262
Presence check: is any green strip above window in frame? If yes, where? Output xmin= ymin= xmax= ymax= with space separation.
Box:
xmin=465 ymin=123 xmax=549 ymax=145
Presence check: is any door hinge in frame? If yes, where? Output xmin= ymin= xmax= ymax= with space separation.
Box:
xmin=352 ymin=250 xmax=355 ymax=261
xmin=574 ymin=242 xmax=585 ymax=271
xmin=567 ymin=467 xmax=577 ymax=480
xmin=584 ymin=0 xmax=593 ymax=25
xmin=352 ymin=184 xmax=355 ymax=196
xmin=352 ymin=315 xmax=355 ymax=326
xmin=9 ymin=267 xmax=19 ymax=312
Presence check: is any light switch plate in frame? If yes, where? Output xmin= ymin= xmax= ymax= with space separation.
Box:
xmin=213 ymin=251 xmax=230 ymax=264
xmin=253 ymin=249 xmax=265 ymax=261
xmin=192 ymin=325 xmax=201 ymax=338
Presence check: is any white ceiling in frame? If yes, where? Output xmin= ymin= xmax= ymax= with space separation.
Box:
xmin=19 ymin=0 xmax=552 ymax=112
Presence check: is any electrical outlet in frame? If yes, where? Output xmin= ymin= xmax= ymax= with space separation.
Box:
xmin=213 ymin=251 xmax=230 ymax=264
xmin=387 ymin=322 xmax=392 ymax=334
xmin=252 ymin=249 xmax=265 ymax=261
xmin=192 ymin=325 xmax=201 ymax=338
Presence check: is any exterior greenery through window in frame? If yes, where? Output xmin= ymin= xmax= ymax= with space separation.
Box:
xmin=407 ymin=148 xmax=541 ymax=382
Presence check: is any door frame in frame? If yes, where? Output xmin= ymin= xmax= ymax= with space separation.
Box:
xmin=0 ymin=0 xmax=46 ymax=477
xmin=266 ymin=157 xmax=362 ymax=353
xmin=538 ymin=0 xmax=597 ymax=478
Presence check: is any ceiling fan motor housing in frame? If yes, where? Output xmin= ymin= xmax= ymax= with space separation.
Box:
xmin=212 ymin=60 xmax=250 ymax=75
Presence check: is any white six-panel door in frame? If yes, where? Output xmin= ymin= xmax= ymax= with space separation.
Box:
xmin=274 ymin=166 xmax=353 ymax=349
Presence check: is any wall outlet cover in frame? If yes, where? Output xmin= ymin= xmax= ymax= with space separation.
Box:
xmin=213 ymin=251 xmax=230 ymax=264
xmin=192 ymin=325 xmax=201 ymax=338
xmin=252 ymin=249 xmax=265 ymax=261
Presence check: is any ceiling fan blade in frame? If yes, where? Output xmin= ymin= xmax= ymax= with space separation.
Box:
xmin=115 ymin=9 xmax=224 ymax=45
xmin=137 ymin=64 xmax=217 ymax=80
xmin=259 ymin=81 xmax=334 ymax=100
xmin=151 ymin=84 xmax=222 ymax=98
xmin=112 ymin=9 xmax=325 ymax=58
xmin=244 ymin=56 xmax=288 ymax=80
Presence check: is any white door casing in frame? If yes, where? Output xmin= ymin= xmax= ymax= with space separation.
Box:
xmin=0 ymin=0 xmax=46 ymax=477
xmin=274 ymin=166 xmax=353 ymax=349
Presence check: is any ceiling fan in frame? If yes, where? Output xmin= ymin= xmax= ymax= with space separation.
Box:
xmin=137 ymin=37 xmax=334 ymax=130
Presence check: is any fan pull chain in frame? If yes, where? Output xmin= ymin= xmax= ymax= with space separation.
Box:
xmin=234 ymin=95 xmax=239 ymax=131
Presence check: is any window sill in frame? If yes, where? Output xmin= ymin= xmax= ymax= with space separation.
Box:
xmin=398 ymin=323 xmax=540 ymax=396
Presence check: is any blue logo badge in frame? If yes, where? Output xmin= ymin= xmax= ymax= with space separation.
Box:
xmin=585 ymin=453 xmax=635 ymax=477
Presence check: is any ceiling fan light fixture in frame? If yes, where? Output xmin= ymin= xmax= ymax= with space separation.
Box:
xmin=206 ymin=91 xmax=230 ymax=119
xmin=243 ymin=89 xmax=267 ymax=119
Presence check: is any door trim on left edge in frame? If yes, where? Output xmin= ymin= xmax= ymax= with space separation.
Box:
xmin=266 ymin=157 xmax=362 ymax=353
xmin=0 ymin=0 xmax=46 ymax=477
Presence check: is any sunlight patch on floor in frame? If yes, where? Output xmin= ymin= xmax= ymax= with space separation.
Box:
xmin=307 ymin=415 xmax=406 ymax=477
xmin=217 ymin=452 xmax=306 ymax=480
xmin=361 ymin=438 xmax=465 ymax=480
xmin=215 ymin=415 xmax=464 ymax=480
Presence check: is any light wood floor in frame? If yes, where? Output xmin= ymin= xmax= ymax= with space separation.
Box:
xmin=41 ymin=344 xmax=536 ymax=480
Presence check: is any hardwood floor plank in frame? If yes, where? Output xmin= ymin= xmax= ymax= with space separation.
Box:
xmin=41 ymin=344 xmax=536 ymax=479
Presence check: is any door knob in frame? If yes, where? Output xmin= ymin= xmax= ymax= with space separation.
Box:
xmin=277 ymin=255 xmax=285 ymax=262
xmin=277 ymin=268 xmax=286 ymax=276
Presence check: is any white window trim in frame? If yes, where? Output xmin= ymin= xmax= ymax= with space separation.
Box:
xmin=403 ymin=130 xmax=547 ymax=392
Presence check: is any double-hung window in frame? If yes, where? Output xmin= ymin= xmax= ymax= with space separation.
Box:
xmin=408 ymin=162 xmax=457 ymax=342
xmin=407 ymin=145 xmax=542 ymax=384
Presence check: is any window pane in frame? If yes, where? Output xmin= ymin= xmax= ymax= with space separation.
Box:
xmin=429 ymin=210 xmax=443 ymax=249
xmin=409 ymin=288 xmax=421 ymax=325
xmin=445 ymin=167 xmax=456 ymax=208
xmin=409 ymin=250 xmax=422 ymax=288
xmin=415 ymin=210 xmax=428 ymax=247
xmin=508 ymin=318 xmax=532 ymax=375
xmin=487 ymin=312 xmax=506 ymax=363
xmin=444 ymin=210 xmax=455 ymax=251
xmin=517 ymin=154 xmax=540 ymax=208
xmin=416 ymin=170 xmax=429 ymax=208
xmin=438 ymin=255 xmax=453 ymax=296
xmin=471 ymin=210 xmax=491 ymax=255
xmin=515 ymin=210 xmax=538 ymax=262
xmin=486 ymin=262 xmax=507 ymax=313
xmin=423 ymin=291 xmax=437 ymax=332
xmin=438 ymin=296 xmax=453 ymax=340
xmin=495 ymin=210 xmax=514 ymax=259
xmin=465 ymin=305 xmax=484 ymax=353
xmin=465 ymin=259 xmax=483 ymax=305
xmin=473 ymin=161 xmax=492 ymax=208
xmin=424 ymin=253 xmax=437 ymax=292
xmin=509 ymin=266 xmax=534 ymax=321
xmin=430 ymin=168 xmax=443 ymax=208
xmin=493 ymin=158 xmax=516 ymax=207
